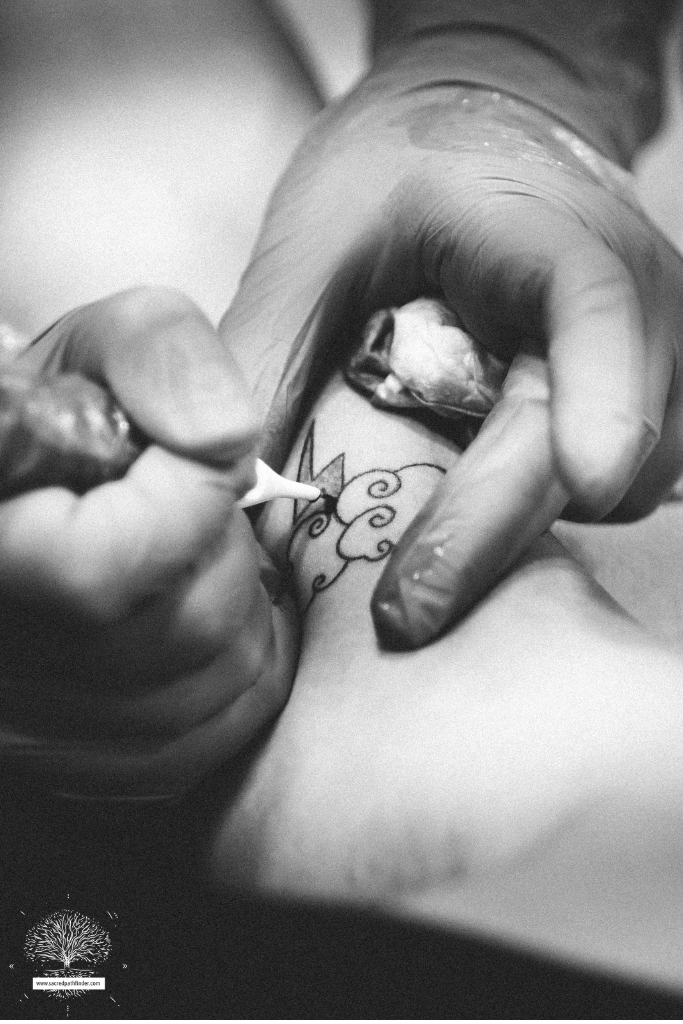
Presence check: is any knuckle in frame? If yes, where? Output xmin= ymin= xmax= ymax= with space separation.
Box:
xmin=103 ymin=285 xmax=207 ymax=337
xmin=177 ymin=558 xmax=272 ymax=674
xmin=57 ymin=557 xmax=131 ymax=623
xmin=172 ymin=587 xmax=236 ymax=668
xmin=183 ymin=605 xmax=233 ymax=663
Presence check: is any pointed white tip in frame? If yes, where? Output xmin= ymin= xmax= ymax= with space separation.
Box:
xmin=238 ymin=459 xmax=321 ymax=508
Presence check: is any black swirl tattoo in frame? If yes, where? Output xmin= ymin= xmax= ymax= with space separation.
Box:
xmin=307 ymin=511 xmax=332 ymax=539
xmin=286 ymin=420 xmax=445 ymax=610
xmin=367 ymin=474 xmax=401 ymax=500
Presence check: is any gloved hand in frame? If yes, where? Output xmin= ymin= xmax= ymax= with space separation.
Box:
xmin=0 ymin=287 xmax=298 ymax=798
xmin=220 ymin=40 xmax=683 ymax=649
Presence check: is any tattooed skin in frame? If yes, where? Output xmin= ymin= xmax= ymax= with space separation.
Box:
xmin=287 ymin=420 xmax=445 ymax=609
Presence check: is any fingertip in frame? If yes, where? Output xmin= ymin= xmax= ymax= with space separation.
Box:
xmin=552 ymin=406 xmax=659 ymax=518
xmin=119 ymin=312 xmax=261 ymax=467
xmin=176 ymin=407 xmax=261 ymax=471
xmin=371 ymin=592 xmax=420 ymax=651
xmin=55 ymin=287 xmax=262 ymax=466
xmin=371 ymin=545 xmax=460 ymax=651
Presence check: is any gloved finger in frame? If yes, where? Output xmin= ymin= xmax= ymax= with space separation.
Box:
xmin=0 ymin=444 xmax=256 ymax=621
xmin=96 ymin=508 xmax=278 ymax=701
xmin=0 ymin=583 xmax=298 ymax=800
xmin=0 ymin=525 xmax=288 ymax=741
xmin=18 ymin=286 xmax=259 ymax=467
xmin=547 ymin=236 xmax=673 ymax=519
xmin=371 ymin=353 xmax=568 ymax=650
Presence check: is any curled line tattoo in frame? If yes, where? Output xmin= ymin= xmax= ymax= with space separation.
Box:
xmin=287 ymin=420 xmax=445 ymax=609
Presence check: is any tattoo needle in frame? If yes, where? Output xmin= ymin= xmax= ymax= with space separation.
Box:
xmin=238 ymin=458 xmax=321 ymax=508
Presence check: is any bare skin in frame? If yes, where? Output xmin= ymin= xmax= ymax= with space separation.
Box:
xmin=212 ymin=372 xmax=683 ymax=989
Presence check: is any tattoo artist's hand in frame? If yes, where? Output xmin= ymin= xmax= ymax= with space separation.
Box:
xmin=0 ymin=288 xmax=298 ymax=797
xmin=221 ymin=56 xmax=683 ymax=650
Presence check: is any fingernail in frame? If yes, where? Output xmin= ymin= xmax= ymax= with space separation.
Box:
xmin=371 ymin=555 xmax=454 ymax=650
xmin=371 ymin=595 xmax=418 ymax=650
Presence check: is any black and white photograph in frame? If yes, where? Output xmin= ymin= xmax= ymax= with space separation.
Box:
xmin=2 ymin=1 xmax=683 ymax=1018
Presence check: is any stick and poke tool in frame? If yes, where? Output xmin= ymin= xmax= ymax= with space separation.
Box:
xmin=0 ymin=370 xmax=320 ymax=506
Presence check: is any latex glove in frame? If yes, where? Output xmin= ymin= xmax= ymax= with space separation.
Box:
xmin=220 ymin=62 xmax=683 ymax=649
xmin=0 ymin=288 xmax=298 ymax=798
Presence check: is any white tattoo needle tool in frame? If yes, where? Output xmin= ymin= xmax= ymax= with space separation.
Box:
xmin=0 ymin=371 xmax=323 ymax=508
xmin=238 ymin=458 xmax=321 ymax=508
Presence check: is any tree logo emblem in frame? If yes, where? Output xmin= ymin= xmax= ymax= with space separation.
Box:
xmin=24 ymin=909 xmax=111 ymax=999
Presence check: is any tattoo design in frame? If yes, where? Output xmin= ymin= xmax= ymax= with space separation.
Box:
xmin=287 ymin=420 xmax=445 ymax=609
